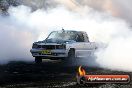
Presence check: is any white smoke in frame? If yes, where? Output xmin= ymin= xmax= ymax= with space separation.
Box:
xmin=0 ymin=5 xmax=60 ymax=64
xmin=0 ymin=2 xmax=132 ymax=72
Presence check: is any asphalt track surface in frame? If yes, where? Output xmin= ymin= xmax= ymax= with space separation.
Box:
xmin=0 ymin=60 xmax=131 ymax=88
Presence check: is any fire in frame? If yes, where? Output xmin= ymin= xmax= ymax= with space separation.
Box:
xmin=78 ymin=66 xmax=86 ymax=76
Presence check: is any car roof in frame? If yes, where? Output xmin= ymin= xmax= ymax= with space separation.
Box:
xmin=53 ymin=30 xmax=86 ymax=34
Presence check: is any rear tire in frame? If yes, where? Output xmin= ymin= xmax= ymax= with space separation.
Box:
xmin=35 ymin=57 xmax=42 ymax=63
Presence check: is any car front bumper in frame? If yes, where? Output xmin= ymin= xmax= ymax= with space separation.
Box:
xmin=30 ymin=49 xmax=68 ymax=58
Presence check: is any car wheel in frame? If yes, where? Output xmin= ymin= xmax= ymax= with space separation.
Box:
xmin=68 ymin=49 xmax=75 ymax=60
xmin=62 ymin=49 xmax=76 ymax=66
xmin=35 ymin=57 xmax=42 ymax=63
xmin=64 ymin=49 xmax=76 ymax=65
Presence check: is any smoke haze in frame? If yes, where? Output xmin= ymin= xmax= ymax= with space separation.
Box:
xmin=0 ymin=0 xmax=132 ymax=72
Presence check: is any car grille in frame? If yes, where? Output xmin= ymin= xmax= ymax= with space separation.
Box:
xmin=37 ymin=45 xmax=55 ymax=49
xmin=37 ymin=45 xmax=65 ymax=49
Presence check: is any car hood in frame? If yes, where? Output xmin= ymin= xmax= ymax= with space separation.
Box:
xmin=36 ymin=39 xmax=76 ymax=44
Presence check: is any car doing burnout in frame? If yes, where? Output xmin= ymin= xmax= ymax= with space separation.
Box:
xmin=30 ymin=29 xmax=97 ymax=63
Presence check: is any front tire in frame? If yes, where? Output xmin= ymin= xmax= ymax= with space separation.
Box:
xmin=64 ymin=49 xmax=76 ymax=65
xmin=35 ymin=57 xmax=42 ymax=63
xmin=68 ymin=49 xmax=75 ymax=60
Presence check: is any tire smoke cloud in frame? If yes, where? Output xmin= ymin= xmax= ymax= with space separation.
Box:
xmin=0 ymin=0 xmax=132 ymax=72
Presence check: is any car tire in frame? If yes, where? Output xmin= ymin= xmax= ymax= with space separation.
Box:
xmin=61 ymin=49 xmax=76 ymax=66
xmin=35 ymin=57 xmax=42 ymax=63
xmin=64 ymin=49 xmax=76 ymax=65
xmin=68 ymin=49 xmax=75 ymax=60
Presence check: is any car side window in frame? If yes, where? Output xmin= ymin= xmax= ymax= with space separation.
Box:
xmin=76 ymin=33 xmax=85 ymax=42
xmin=83 ymin=33 xmax=89 ymax=42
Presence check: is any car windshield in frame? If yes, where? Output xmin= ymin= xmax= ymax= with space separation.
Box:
xmin=47 ymin=31 xmax=77 ymax=41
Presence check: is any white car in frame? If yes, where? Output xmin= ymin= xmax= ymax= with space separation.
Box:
xmin=30 ymin=29 xmax=97 ymax=63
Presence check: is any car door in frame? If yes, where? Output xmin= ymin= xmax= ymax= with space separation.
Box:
xmin=83 ymin=33 xmax=96 ymax=57
xmin=75 ymin=32 xmax=86 ymax=58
